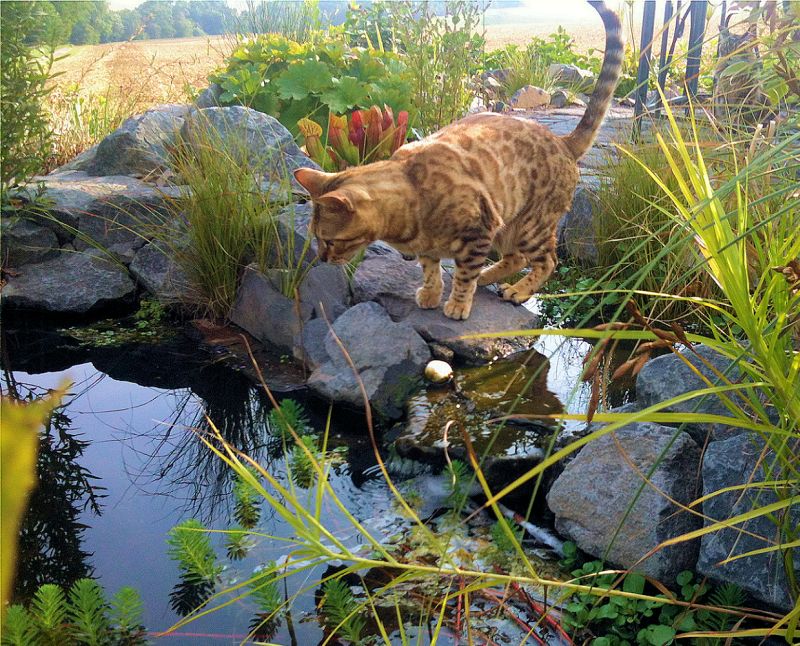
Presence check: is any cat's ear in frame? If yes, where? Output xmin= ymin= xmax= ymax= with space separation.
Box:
xmin=294 ymin=168 xmax=337 ymax=198
xmin=317 ymin=187 xmax=370 ymax=215
xmin=317 ymin=190 xmax=356 ymax=213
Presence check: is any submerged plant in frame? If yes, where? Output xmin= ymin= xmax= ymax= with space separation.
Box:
xmin=2 ymin=579 xmax=146 ymax=646
xmin=321 ymin=578 xmax=366 ymax=645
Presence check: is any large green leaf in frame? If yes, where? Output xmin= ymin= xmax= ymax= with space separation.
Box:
xmin=320 ymin=76 xmax=370 ymax=115
xmin=275 ymin=60 xmax=333 ymax=100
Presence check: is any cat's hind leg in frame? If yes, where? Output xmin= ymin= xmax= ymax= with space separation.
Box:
xmin=500 ymin=232 xmax=557 ymax=305
xmin=477 ymin=252 xmax=527 ymax=286
xmin=415 ymin=256 xmax=444 ymax=309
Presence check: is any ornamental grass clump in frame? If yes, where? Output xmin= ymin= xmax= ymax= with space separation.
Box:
xmin=298 ymin=104 xmax=409 ymax=171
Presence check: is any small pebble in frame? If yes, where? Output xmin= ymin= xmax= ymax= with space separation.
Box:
xmin=424 ymin=359 xmax=453 ymax=384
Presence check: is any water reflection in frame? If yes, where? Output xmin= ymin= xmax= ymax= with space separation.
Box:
xmin=3 ymin=376 xmax=104 ymax=601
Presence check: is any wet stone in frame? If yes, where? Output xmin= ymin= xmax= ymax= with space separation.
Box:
xmin=394 ymin=352 xmax=563 ymax=489
xmin=352 ymin=254 xmax=539 ymax=363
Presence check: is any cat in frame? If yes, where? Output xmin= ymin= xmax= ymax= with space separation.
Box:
xmin=294 ymin=0 xmax=623 ymax=321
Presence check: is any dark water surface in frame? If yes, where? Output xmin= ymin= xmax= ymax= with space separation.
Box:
xmin=2 ymin=318 xmax=631 ymax=644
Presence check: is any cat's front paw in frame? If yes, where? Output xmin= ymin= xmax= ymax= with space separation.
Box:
xmin=443 ymin=298 xmax=472 ymax=320
xmin=416 ymin=286 xmax=442 ymax=309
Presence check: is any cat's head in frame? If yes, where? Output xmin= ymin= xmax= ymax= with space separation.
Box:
xmin=294 ymin=168 xmax=378 ymax=264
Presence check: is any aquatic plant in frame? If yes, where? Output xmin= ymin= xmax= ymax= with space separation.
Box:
xmin=321 ymin=578 xmax=366 ymax=645
xmin=2 ymin=579 xmax=146 ymax=646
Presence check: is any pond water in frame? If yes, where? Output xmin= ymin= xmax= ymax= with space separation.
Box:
xmin=2 ymin=316 xmax=632 ymax=644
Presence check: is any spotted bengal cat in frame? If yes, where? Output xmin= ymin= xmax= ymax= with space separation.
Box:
xmin=294 ymin=0 xmax=623 ymax=320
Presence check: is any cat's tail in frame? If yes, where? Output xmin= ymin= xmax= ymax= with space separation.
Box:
xmin=563 ymin=1 xmax=624 ymax=160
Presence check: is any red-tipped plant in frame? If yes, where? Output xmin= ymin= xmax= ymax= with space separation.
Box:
xmin=299 ymin=105 xmax=409 ymax=171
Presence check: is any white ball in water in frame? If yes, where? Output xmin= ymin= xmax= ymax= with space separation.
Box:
xmin=424 ymin=360 xmax=453 ymax=384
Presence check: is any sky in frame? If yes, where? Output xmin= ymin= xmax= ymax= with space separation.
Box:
xmin=104 ymin=0 xmax=616 ymax=21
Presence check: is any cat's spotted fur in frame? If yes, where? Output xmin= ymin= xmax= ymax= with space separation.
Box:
xmin=295 ymin=0 xmax=623 ymax=320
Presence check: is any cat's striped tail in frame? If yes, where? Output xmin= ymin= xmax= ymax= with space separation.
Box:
xmin=563 ymin=1 xmax=624 ymax=160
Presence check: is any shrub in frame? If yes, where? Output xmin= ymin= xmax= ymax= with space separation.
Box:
xmin=389 ymin=0 xmax=486 ymax=134
xmin=211 ymin=33 xmax=411 ymax=138
xmin=0 ymin=2 xmax=56 ymax=193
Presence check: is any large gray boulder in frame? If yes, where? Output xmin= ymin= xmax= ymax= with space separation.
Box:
xmin=352 ymin=254 xmax=538 ymax=363
xmin=699 ymin=434 xmax=799 ymax=610
xmin=2 ymin=249 xmax=136 ymax=314
xmin=636 ymin=344 xmax=745 ymax=444
xmin=129 ymin=242 xmax=192 ymax=305
xmin=1 ymin=217 xmax=59 ymax=267
xmin=230 ymin=264 xmax=313 ymax=353
xmin=180 ymin=107 xmax=319 ymax=185
xmin=556 ymin=179 xmax=600 ymax=265
xmin=19 ymin=171 xmax=177 ymax=262
xmin=299 ymin=263 xmax=350 ymax=320
xmin=307 ymin=302 xmax=430 ymax=419
xmin=83 ymin=104 xmax=189 ymax=177
xmin=547 ymin=422 xmax=702 ymax=582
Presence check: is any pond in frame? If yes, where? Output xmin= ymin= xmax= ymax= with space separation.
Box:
xmin=2 ymin=313 xmax=632 ymax=644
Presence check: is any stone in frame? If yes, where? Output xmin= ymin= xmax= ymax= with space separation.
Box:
xmin=180 ymin=106 xmax=319 ymax=187
xmin=509 ymin=85 xmax=551 ymax=110
xmin=18 ymin=171 xmax=177 ymax=257
xmin=294 ymin=317 xmax=331 ymax=369
xmin=491 ymin=101 xmax=509 ymax=113
xmin=556 ymin=178 xmax=600 ymax=265
xmin=395 ymin=351 xmax=561 ymax=490
xmin=352 ymin=254 xmax=539 ymax=363
xmin=271 ymin=202 xmax=318 ymax=268
xmin=2 ymin=249 xmax=136 ymax=314
xmin=547 ymin=63 xmax=596 ymax=92
xmin=194 ymin=83 xmax=222 ymax=108
xmin=698 ymin=434 xmax=800 ymax=611
xmin=549 ymin=89 xmax=570 ymax=109
xmin=307 ymin=301 xmax=430 ymax=420
xmin=230 ymin=265 xmax=313 ymax=353
xmin=84 ymin=104 xmax=189 ymax=177
xmin=547 ymin=422 xmax=702 ymax=582
xmin=129 ymin=242 xmax=192 ymax=305
xmin=299 ymin=263 xmax=351 ymax=321
xmin=636 ymin=344 xmax=745 ymax=444
xmin=1 ymin=217 xmax=59 ymax=267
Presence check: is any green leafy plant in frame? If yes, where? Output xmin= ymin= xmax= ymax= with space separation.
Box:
xmin=299 ymin=104 xmax=409 ymax=171
xmin=233 ymin=467 xmax=262 ymax=530
xmin=211 ymin=33 xmax=411 ymax=137
xmin=389 ymin=0 xmax=486 ymax=134
xmin=2 ymin=579 xmax=146 ymax=646
xmin=321 ymin=578 xmax=366 ymax=645
xmin=344 ymin=1 xmax=396 ymax=51
xmin=158 ymin=119 xmax=303 ymax=316
xmin=0 ymin=1 xmax=56 ymax=195
xmin=267 ymin=398 xmax=312 ymax=443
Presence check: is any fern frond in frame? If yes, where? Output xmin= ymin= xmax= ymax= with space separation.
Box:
xmin=249 ymin=562 xmax=282 ymax=616
xmin=1 ymin=604 xmax=38 ymax=646
xmin=322 ymin=578 xmax=365 ymax=645
xmin=289 ymin=435 xmax=318 ymax=488
xmin=233 ymin=467 xmax=261 ymax=529
xmin=225 ymin=528 xmax=251 ymax=561
xmin=30 ymin=583 xmax=69 ymax=643
xmin=708 ymin=582 xmax=747 ymax=609
xmin=490 ymin=519 xmax=524 ymax=553
xmin=167 ymin=519 xmax=222 ymax=582
xmin=109 ymin=586 xmax=145 ymax=640
xmin=444 ymin=459 xmax=471 ymax=509
xmin=67 ymin=578 xmax=110 ymax=646
xmin=268 ymin=398 xmax=311 ymax=441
